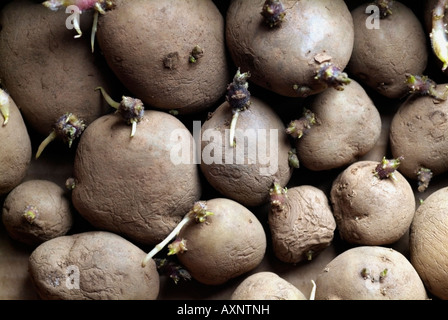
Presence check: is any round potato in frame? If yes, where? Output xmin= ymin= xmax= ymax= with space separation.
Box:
xmin=294 ymin=79 xmax=382 ymax=171
xmin=315 ymin=246 xmax=428 ymax=300
xmin=330 ymin=160 xmax=415 ymax=246
xmin=226 ymin=0 xmax=354 ymax=97
xmin=0 ymin=89 xmax=32 ymax=196
xmin=96 ymin=0 xmax=229 ymax=114
xmin=2 ymin=180 xmax=73 ymax=246
xmin=71 ymin=111 xmax=202 ymax=245
xmin=176 ymin=198 xmax=267 ymax=285
xmin=231 ymin=271 xmax=307 ymax=300
xmin=410 ymin=186 xmax=448 ymax=299
xmin=28 ymin=231 xmax=159 ymax=300
xmin=348 ymin=1 xmax=428 ymax=99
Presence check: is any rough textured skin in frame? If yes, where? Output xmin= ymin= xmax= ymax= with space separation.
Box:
xmin=2 ymin=180 xmax=73 ymax=246
xmin=330 ymin=161 xmax=415 ymax=246
xmin=200 ymin=97 xmax=293 ymax=207
xmin=315 ymin=246 xmax=428 ymax=300
xmin=231 ymin=271 xmax=307 ymax=300
xmin=348 ymin=1 xmax=428 ymax=99
xmin=71 ymin=111 xmax=202 ymax=245
xmin=390 ymin=88 xmax=448 ymax=180
xmin=269 ymin=185 xmax=336 ymax=264
xmin=410 ymin=187 xmax=448 ymax=299
xmin=0 ymin=0 xmax=117 ymax=136
xmin=28 ymin=231 xmax=159 ymax=300
xmin=0 ymin=95 xmax=32 ymax=196
xmin=177 ymin=198 xmax=266 ymax=285
xmin=297 ymin=80 xmax=382 ymax=171
xmin=96 ymin=0 xmax=229 ymax=114
xmin=226 ymin=0 xmax=354 ymax=97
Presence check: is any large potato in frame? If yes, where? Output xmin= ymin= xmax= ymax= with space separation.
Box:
xmin=0 ymin=0 xmax=117 ymax=136
xmin=71 ymin=111 xmax=202 ymax=245
xmin=28 ymin=231 xmax=159 ymax=300
xmin=315 ymin=246 xmax=428 ymax=300
xmin=96 ymin=0 xmax=229 ymax=114
xmin=410 ymin=186 xmax=448 ymax=299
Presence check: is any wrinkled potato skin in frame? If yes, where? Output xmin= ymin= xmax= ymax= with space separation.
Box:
xmin=330 ymin=161 xmax=415 ymax=245
xmin=231 ymin=272 xmax=307 ymax=300
xmin=0 ymin=96 xmax=32 ymax=196
xmin=0 ymin=0 xmax=116 ymax=136
xmin=348 ymin=2 xmax=427 ymax=99
xmin=200 ymin=97 xmax=292 ymax=207
xmin=297 ymin=80 xmax=382 ymax=171
xmin=28 ymin=231 xmax=159 ymax=300
xmin=315 ymin=246 xmax=428 ymax=300
xmin=269 ymin=185 xmax=336 ymax=264
xmin=72 ymin=112 xmax=202 ymax=245
xmin=390 ymin=88 xmax=448 ymax=180
xmin=177 ymin=198 xmax=266 ymax=285
xmin=410 ymin=187 xmax=448 ymax=299
xmin=226 ymin=0 xmax=354 ymax=97
xmin=2 ymin=180 xmax=73 ymax=246
xmin=96 ymin=0 xmax=229 ymax=114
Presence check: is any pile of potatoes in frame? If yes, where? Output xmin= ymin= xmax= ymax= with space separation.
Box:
xmin=1 ymin=0 xmax=448 ymax=300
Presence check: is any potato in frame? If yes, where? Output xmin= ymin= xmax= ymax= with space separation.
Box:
xmin=0 ymin=89 xmax=32 ymax=196
xmin=330 ymin=160 xmax=415 ymax=246
xmin=226 ymin=0 xmax=354 ymax=97
xmin=230 ymin=271 xmax=307 ymax=300
xmin=96 ymin=0 xmax=229 ymax=114
xmin=315 ymin=246 xmax=428 ymax=300
xmin=2 ymin=179 xmax=73 ymax=246
xmin=168 ymin=198 xmax=267 ymax=286
xmin=200 ymin=94 xmax=293 ymax=207
xmin=71 ymin=111 xmax=202 ymax=245
xmin=0 ymin=0 xmax=117 ymax=137
xmin=293 ymin=79 xmax=382 ymax=171
xmin=409 ymin=186 xmax=448 ymax=299
xmin=28 ymin=231 xmax=159 ymax=300
xmin=390 ymin=86 xmax=448 ymax=191
xmin=348 ymin=1 xmax=428 ymax=99
xmin=268 ymin=184 xmax=336 ymax=264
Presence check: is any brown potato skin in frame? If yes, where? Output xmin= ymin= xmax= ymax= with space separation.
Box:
xmin=0 ymin=0 xmax=117 ymax=136
xmin=330 ymin=161 xmax=415 ymax=246
xmin=0 ymin=95 xmax=32 ymax=196
xmin=296 ymin=80 xmax=382 ymax=171
xmin=71 ymin=111 xmax=202 ymax=245
xmin=315 ymin=246 xmax=428 ymax=300
xmin=28 ymin=231 xmax=159 ymax=300
xmin=226 ymin=0 xmax=354 ymax=97
xmin=200 ymin=97 xmax=293 ymax=207
xmin=96 ymin=0 xmax=229 ymax=114
xmin=177 ymin=198 xmax=266 ymax=285
xmin=348 ymin=1 xmax=427 ymax=99
xmin=2 ymin=180 xmax=73 ymax=246
xmin=390 ymin=87 xmax=448 ymax=180
xmin=269 ymin=185 xmax=336 ymax=264
xmin=410 ymin=186 xmax=448 ymax=299
xmin=231 ymin=271 xmax=307 ymax=300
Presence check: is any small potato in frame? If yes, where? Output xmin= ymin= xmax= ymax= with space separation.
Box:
xmin=294 ymin=79 xmax=382 ymax=171
xmin=410 ymin=186 xmax=448 ymax=299
xmin=28 ymin=231 xmax=160 ymax=300
xmin=315 ymin=246 xmax=428 ymax=300
xmin=231 ymin=272 xmax=307 ymax=300
xmin=330 ymin=160 xmax=415 ymax=246
xmin=175 ymin=198 xmax=267 ymax=285
xmin=2 ymin=180 xmax=73 ymax=246
xmin=269 ymin=185 xmax=336 ymax=264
